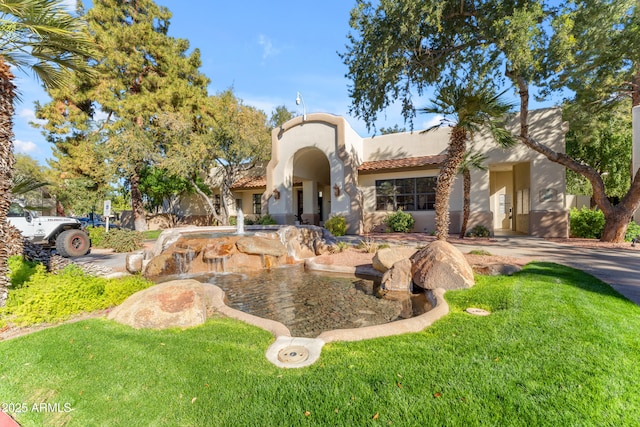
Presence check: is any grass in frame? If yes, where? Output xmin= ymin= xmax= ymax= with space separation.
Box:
xmin=1 ymin=262 xmax=640 ymax=426
xmin=143 ymin=229 xmax=162 ymax=240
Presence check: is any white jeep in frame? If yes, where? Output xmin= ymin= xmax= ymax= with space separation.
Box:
xmin=7 ymin=202 xmax=91 ymax=257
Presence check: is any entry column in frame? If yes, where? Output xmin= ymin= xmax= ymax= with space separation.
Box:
xmin=301 ymin=180 xmax=319 ymax=225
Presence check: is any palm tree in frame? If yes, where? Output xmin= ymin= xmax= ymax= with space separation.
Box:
xmin=0 ymin=0 xmax=93 ymax=305
xmin=422 ymin=83 xmax=516 ymax=241
xmin=458 ymin=151 xmax=488 ymax=238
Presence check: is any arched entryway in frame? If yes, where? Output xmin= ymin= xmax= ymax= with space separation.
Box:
xmin=292 ymin=147 xmax=331 ymax=226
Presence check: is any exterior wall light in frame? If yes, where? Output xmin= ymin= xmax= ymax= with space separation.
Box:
xmin=333 ymin=183 xmax=341 ymax=197
xmin=295 ymin=92 xmax=307 ymax=121
xmin=273 ymin=189 xmax=281 ymax=200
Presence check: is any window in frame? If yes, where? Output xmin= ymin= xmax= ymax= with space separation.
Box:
xmin=252 ymin=193 xmax=262 ymax=215
xmin=235 ymin=198 xmax=242 ymax=211
xmin=375 ymin=177 xmax=437 ymax=211
xmin=213 ymin=194 xmax=221 ymax=214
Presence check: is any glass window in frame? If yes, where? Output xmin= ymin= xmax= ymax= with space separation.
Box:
xmin=8 ymin=203 xmax=24 ymax=217
xmin=252 ymin=194 xmax=262 ymax=215
xmin=375 ymin=177 xmax=437 ymax=211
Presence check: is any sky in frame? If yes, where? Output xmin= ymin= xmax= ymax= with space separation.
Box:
xmin=12 ymin=0 xmax=560 ymax=165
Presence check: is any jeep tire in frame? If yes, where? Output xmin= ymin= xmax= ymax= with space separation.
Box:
xmin=56 ymin=229 xmax=91 ymax=257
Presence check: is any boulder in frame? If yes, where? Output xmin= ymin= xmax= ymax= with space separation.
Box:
xmin=126 ymin=252 xmax=144 ymax=274
xmin=411 ymin=241 xmax=475 ymax=290
xmin=108 ymin=280 xmax=208 ymax=329
xmin=380 ymin=258 xmax=413 ymax=292
xmin=372 ymin=247 xmax=418 ymax=273
xmin=236 ymin=236 xmax=287 ymax=257
xmin=143 ymin=253 xmax=179 ymax=277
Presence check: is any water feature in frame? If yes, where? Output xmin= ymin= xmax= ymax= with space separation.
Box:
xmin=185 ymin=265 xmax=431 ymax=338
xmin=236 ymin=208 xmax=245 ymax=235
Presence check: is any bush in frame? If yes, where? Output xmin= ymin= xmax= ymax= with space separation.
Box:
xmin=0 ymin=265 xmax=153 ymax=326
xmin=324 ymin=215 xmax=347 ymax=236
xmin=384 ymin=209 xmax=415 ymax=233
xmin=255 ymin=214 xmax=277 ymax=225
xmin=569 ymin=207 xmax=605 ymax=239
xmin=466 ymin=225 xmax=491 ymax=238
xmin=7 ymin=255 xmax=39 ymax=288
xmin=330 ymin=241 xmax=350 ymax=253
xmin=98 ymin=228 xmax=145 ymax=252
xmin=357 ymin=238 xmax=379 ymax=253
xmin=625 ymin=221 xmax=640 ymax=242
xmin=87 ymin=226 xmax=107 ymax=247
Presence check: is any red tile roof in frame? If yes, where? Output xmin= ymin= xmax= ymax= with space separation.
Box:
xmin=231 ymin=176 xmax=266 ymax=189
xmin=358 ymin=155 xmax=446 ymax=172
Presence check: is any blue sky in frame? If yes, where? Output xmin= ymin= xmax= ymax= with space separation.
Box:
xmin=12 ymin=0 xmax=559 ymax=165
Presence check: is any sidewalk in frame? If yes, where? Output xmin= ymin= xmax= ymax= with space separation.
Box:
xmin=340 ymin=233 xmax=640 ymax=306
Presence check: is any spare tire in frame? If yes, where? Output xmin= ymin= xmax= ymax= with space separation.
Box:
xmin=56 ymin=229 xmax=91 ymax=257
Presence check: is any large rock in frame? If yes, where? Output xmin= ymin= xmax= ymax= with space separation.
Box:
xmin=411 ymin=241 xmax=475 ymax=290
xmin=108 ymin=280 xmax=208 ymax=329
xmin=126 ymin=252 xmax=144 ymax=274
xmin=372 ymin=247 xmax=418 ymax=273
xmin=144 ymin=253 xmax=179 ymax=277
xmin=381 ymin=258 xmax=413 ymax=292
xmin=236 ymin=235 xmax=287 ymax=257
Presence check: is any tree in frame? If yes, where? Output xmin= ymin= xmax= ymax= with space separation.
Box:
xmin=422 ymin=83 xmax=515 ymax=240
xmin=0 ymin=0 xmax=93 ymax=305
xmin=563 ymin=101 xmax=633 ymax=200
xmin=37 ymin=0 xmax=210 ymax=231
xmin=162 ymin=89 xmax=271 ymax=225
xmin=269 ymin=105 xmax=295 ymax=129
xmin=458 ymin=151 xmax=488 ymax=238
xmin=13 ymin=154 xmax=50 ymax=212
xmin=342 ymin=0 xmax=640 ymax=242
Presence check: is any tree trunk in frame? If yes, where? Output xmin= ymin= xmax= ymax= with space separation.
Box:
xmin=130 ymin=167 xmax=147 ymax=231
xmin=0 ymin=59 xmax=16 ymax=306
xmin=459 ymin=168 xmax=471 ymax=238
xmin=508 ymin=72 xmax=640 ymax=242
xmin=435 ymin=126 xmax=467 ymax=240
xmin=189 ymin=178 xmax=222 ymax=225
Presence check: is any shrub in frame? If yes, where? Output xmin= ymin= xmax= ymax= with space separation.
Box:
xmin=384 ymin=209 xmax=415 ymax=233
xmin=324 ymin=215 xmax=347 ymax=236
xmin=0 ymin=265 xmax=153 ymax=326
xmin=569 ymin=207 xmax=605 ymax=239
xmin=87 ymin=226 xmax=107 ymax=247
xmin=625 ymin=221 xmax=640 ymax=242
xmin=7 ymin=255 xmax=39 ymax=288
xmin=466 ymin=225 xmax=491 ymax=238
xmin=255 ymin=214 xmax=277 ymax=225
xmin=357 ymin=238 xmax=379 ymax=253
xmin=99 ymin=228 xmax=145 ymax=252
xmin=330 ymin=241 xmax=350 ymax=254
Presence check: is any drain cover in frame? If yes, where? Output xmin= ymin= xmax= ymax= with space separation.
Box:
xmin=465 ymin=307 xmax=491 ymax=316
xmin=278 ymin=346 xmax=310 ymax=363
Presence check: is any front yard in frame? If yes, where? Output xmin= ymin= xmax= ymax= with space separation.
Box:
xmin=1 ymin=262 xmax=639 ymax=426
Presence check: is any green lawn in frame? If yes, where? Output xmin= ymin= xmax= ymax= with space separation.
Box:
xmin=1 ymin=262 xmax=640 ymax=426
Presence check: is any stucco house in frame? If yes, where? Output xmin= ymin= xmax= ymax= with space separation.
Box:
xmin=220 ymin=107 xmax=569 ymax=238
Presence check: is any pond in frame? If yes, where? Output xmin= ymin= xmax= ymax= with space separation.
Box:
xmin=185 ymin=265 xmax=431 ymax=338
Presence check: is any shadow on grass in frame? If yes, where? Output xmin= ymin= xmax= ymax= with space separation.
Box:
xmin=519 ymin=262 xmax=633 ymax=303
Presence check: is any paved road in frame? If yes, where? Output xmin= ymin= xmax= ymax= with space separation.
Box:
xmin=456 ymin=236 xmax=640 ymax=305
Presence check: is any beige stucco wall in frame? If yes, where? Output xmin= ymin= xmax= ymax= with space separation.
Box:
xmin=266 ymin=113 xmax=364 ymax=233
xmin=261 ymin=108 xmax=567 ymax=238
xmin=362 ymin=128 xmax=451 ymax=161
